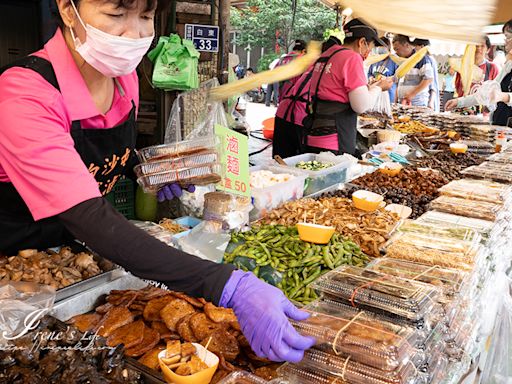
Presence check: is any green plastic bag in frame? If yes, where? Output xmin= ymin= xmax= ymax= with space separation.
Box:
xmin=148 ymin=34 xmax=200 ymax=91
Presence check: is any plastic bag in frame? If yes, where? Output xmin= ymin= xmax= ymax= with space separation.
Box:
xmin=481 ymin=276 xmax=512 ymax=384
xmin=148 ymin=34 xmax=199 ymax=91
xmin=0 ymin=282 xmax=55 ymax=346
xmin=473 ymin=80 xmax=502 ymax=113
xmin=164 ymin=78 xmax=228 ymax=144
xmin=179 ymin=185 xmax=216 ymax=218
xmin=177 ymin=221 xmax=231 ymax=263
xmin=367 ymin=90 xmax=392 ymax=119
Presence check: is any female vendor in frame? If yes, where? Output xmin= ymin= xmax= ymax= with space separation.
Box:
xmin=0 ymin=0 xmax=315 ymax=363
xmin=446 ymin=20 xmax=512 ymax=126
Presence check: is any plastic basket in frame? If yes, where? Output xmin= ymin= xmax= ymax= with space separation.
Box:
xmin=104 ymin=177 xmax=135 ymax=219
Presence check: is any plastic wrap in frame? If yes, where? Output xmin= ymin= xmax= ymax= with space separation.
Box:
xmin=299 ymin=348 xmax=424 ymax=384
xmin=382 ymin=231 xmax=480 ymax=271
xmin=429 ymin=195 xmax=503 ymax=221
xmin=310 ymin=266 xmax=440 ymax=322
xmin=137 ymin=136 xmax=219 ymax=162
xmin=438 ymin=179 xmax=512 ymax=204
xmin=368 ymin=90 xmax=393 ymax=119
xmin=461 ymin=162 xmax=512 ymax=183
xmin=0 ymin=282 xmax=55 ymax=346
xmin=292 ymin=308 xmax=419 ymax=371
xmin=393 ymin=220 xmax=481 ymax=246
xmin=367 ymin=258 xmax=468 ymax=300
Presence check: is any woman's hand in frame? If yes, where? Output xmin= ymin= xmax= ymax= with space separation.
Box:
xmin=220 ymin=271 xmax=316 ymax=363
xmin=157 ymin=184 xmax=195 ymax=202
xmin=374 ymin=77 xmax=394 ymax=92
xmin=445 ymin=99 xmax=459 ymax=111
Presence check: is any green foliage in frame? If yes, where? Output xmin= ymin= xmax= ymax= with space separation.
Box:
xmin=257 ymin=53 xmax=280 ymax=73
xmin=231 ymin=0 xmax=336 ymax=52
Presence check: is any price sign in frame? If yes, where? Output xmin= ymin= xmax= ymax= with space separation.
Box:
xmin=184 ymin=24 xmax=219 ymax=53
xmin=215 ymin=124 xmax=251 ymax=197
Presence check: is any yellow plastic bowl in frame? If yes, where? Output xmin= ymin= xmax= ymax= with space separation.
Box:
xmin=158 ymin=344 xmax=219 ymax=384
xmin=297 ymin=223 xmax=335 ymax=244
xmin=450 ymin=143 xmax=468 ymax=154
xmin=352 ymin=190 xmax=385 ymax=212
xmin=379 ymin=162 xmax=403 ymax=177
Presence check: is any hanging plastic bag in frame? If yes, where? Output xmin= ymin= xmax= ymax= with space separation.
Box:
xmin=472 ymin=80 xmax=502 ymax=113
xmin=367 ymin=90 xmax=392 ymax=119
xmin=148 ymin=34 xmax=200 ymax=91
xmin=0 ymin=282 xmax=55 ymax=346
xmin=481 ymin=276 xmax=512 ymax=384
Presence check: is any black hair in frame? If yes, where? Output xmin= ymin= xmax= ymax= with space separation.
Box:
xmin=484 ymin=36 xmax=491 ymax=50
xmin=321 ymin=36 xmax=341 ymax=52
xmin=53 ymin=0 xmax=170 ymax=27
xmin=503 ymin=19 xmax=512 ymax=33
xmin=413 ymin=38 xmax=430 ymax=47
xmin=293 ymin=39 xmax=307 ymax=52
xmin=394 ymin=34 xmax=411 ymax=46
xmin=343 ymin=36 xmax=365 ymax=45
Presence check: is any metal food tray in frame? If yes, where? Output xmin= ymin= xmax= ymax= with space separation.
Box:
xmin=137 ymin=136 xmax=219 ymax=162
xmin=134 ymin=151 xmax=219 ymax=178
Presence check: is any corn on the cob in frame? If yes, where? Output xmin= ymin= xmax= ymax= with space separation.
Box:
xmin=365 ymin=53 xmax=391 ymax=66
xmin=460 ymin=45 xmax=476 ymax=96
xmin=395 ymin=46 xmax=429 ymax=79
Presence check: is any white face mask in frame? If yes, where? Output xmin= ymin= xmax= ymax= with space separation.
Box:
xmin=69 ymin=0 xmax=154 ymax=78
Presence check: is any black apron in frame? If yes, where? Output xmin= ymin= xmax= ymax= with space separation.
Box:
xmin=303 ymin=48 xmax=358 ymax=156
xmin=0 ymin=56 xmax=137 ymax=254
xmin=492 ymin=70 xmax=512 ymax=127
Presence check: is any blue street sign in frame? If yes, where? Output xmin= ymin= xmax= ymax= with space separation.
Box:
xmin=184 ymin=24 xmax=220 ymax=53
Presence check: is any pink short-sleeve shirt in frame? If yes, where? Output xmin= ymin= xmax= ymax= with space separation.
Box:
xmin=0 ymin=29 xmax=139 ymax=221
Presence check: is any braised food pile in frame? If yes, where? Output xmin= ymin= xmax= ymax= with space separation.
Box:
xmin=69 ymin=286 xmax=279 ymax=384
xmin=0 ymin=316 xmax=141 ymax=384
xmin=0 ymin=247 xmax=103 ymax=289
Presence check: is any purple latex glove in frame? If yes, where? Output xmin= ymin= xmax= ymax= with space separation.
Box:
xmin=220 ymin=270 xmax=316 ymax=363
xmin=157 ymin=184 xmax=195 ymax=202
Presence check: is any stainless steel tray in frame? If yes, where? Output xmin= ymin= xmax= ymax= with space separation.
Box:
xmin=54 ymin=242 xmax=121 ymax=302
xmin=52 ymin=272 xmax=148 ymax=321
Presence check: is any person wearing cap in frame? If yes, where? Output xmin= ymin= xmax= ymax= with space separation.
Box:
xmin=454 ymin=36 xmax=499 ymax=97
xmin=368 ymin=36 xmax=399 ymax=103
xmin=393 ymin=35 xmax=434 ymax=107
xmin=276 ymin=39 xmax=307 ymax=103
xmin=303 ymin=19 xmax=393 ymax=156
xmin=412 ymin=38 xmax=440 ymax=112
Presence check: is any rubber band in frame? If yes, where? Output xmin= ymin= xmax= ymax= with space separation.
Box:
xmin=341 ymin=355 xmax=351 ymax=381
xmin=332 ymin=311 xmax=364 ymax=355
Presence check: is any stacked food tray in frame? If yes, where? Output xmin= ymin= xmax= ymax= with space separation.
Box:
xmin=460 ymin=140 xmax=495 ymax=156
xmin=461 ymin=161 xmax=512 ymax=183
xmin=136 ymin=136 xmax=221 ymax=194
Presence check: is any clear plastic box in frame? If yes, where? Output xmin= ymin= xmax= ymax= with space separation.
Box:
xmin=487 ymin=152 xmax=512 ymax=164
xmin=217 ymin=371 xmax=271 ymax=384
xmin=438 ymin=179 xmax=512 ymax=204
xmin=136 ymin=163 xmax=222 ymax=193
xmin=136 ymin=136 xmax=219 ymax=162
xmin=382 ymin=231 xmax=481 ymax=271
xmin=461 ymin=163 xmax=512 ymax=183
xmin=274 ymin=153 xmax=353 ymax=196
xmin=430 ymin=195 xmax=503 ymax=222
xmin=249 ymin=165 xmax=307 ymax=220
xmin=299 ymin=348 xmax=425 ymax=384
xmin=393 ymin=220 xmax=481 ymax=246
xmin=310 ymin=266 xmax=440 ymax=322
xmin=134 ymin=150 xmax=218 ymax=178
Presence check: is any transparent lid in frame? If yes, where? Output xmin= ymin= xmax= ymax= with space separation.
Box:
xmin=430 ymin=195 xmax=503 ymax=222
xmin=367 ymin=258 xmax=468 ymax=299
xmin=217 ymin=371 xmax=271 ymax=384
xmin=488 ymin=152 xmax=512 ymax=164
xmin=134 ymin=150 xmax=218 ymax=178
xmin=394 ymin=220 xmax=481 ymax=245
xmin=383 ymin=231 xmax=480 ymax=271
xmin=277 ymin=364 xmax=347 ymax=384
xmin=438 ymin=179 xmax=512 ymax=204
xmin=417 ymin=211 xmax=494 ymax=241
xmin=310 ymin=266 xmax=440 ymax=322
xmin=136 ymin=136 xmax=219 ymax=162
xmin=299 ymin=349 xmax=424 ymax=384
xmin=461 ymin=163 xmax=512 ymax=183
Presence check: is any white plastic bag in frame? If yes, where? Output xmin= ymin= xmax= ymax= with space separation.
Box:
xmin=367 ymin=90 xmax=392 ymax=119
xmin=473 ymin=80 xmax=502 ymax=113
xmin=481 ymin=276 xmax=512 ymax=384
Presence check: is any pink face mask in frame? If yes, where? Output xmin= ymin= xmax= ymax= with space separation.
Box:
xmin=69 ymin=0 xmax=154 ymax=78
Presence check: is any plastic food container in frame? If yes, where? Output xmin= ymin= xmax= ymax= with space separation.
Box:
xmin=393 ymin=220 xmax=481 ymax=247
xmin=216 ymin=371 xmax=271 ymax=384
xmin=137 ymin=136 xmax=219 ymax=162
xmin=158 ymin=343 xmax=219 ymax=384
xmin=276 ymin=153 xmax=352 ymax=196
xmin=438 ymin=179 xmax=512 ymax=204
xmin=461 ymin=163 xmax=512 ymax=183
xmin=130 ymin=220 xmax=175 ymax=245
xmin=367 ymin=258 xmax=469 ymax=300
xmin=449 ymin=143 xmax=468 ymax=154
xmin=278 ymin=364 xmax=347 ymax=384
xmin=134 ymin=151 xmax=218 ymax=178
xmin=299 ymin=349 xmax=425 ymax=384
xmin=297 ymin=223 xmax=335 ymax=244
xmin=385 ymin=204 xmax=412 ymax=219
xmin=137 ymin=163 xmax=222 ymax=194
xmin=172 ymin=216 xmax=203 ymax=239
xmin=379 ymin=162 xmax=403 ymax=177
xmin=430 ymin=195 xmax=503 ymax=222
xmin=310 ymin=266 xmax=440 ymax=322
xmin=352 ymin=190 xmax=385 ymax=212
xmin=382 ymin=231 xmax=481 ymax=271
xmin=487 ymin=152 xmax=512 ymax=164
xmin=249 ymin=165 xmax=307 ymax=220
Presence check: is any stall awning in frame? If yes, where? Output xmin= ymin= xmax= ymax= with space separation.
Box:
xmin=318 ymin=0 xmax=498 ymax=43
xmin=493 ymin=0 xmax=512 ymax=24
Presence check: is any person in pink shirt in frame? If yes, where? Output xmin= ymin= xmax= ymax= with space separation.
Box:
xmin=304 ymin=19 xmax=393 ymax=156
xmin=0 ymin=0 xmax=315 ymax=363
